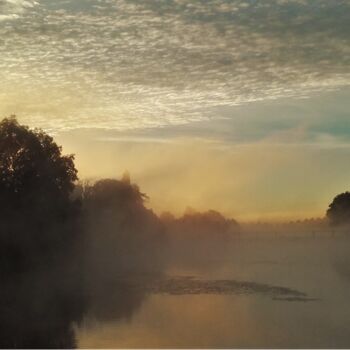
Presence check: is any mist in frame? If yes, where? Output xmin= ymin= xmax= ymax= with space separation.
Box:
xmin=75 ymin=182 xmax=350 ymax=348
xmin=1 ymin=117 xmax=350 ymax=348
xmin=3 ymin=171 xmax=350 ymax=348
xmin=1 ymin=0 xmax=349 ymax=346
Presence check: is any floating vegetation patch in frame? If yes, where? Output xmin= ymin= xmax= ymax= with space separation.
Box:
xmin=120 ymin=276 xmax=316 ymax=302
xmin=273 ymin=297 xmax=319 ymax=303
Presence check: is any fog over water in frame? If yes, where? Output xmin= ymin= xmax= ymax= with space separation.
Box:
xmin=1 ymin=170 xmax=350 ymax=348
xmin=77 ymin=232 xmax=350 ymax=348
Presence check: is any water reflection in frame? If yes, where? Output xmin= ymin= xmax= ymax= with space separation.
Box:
xmin=78 ymin=237 xmax=350 ymax=349
xmin=3 ymin=237 xmax=350 ymax=348
xmin=0 ymin=269 xmax=314 ymax=348
xmin=0 ymin=267 xmax=85 ymax=348
xmin=0 ymin=267 xmax=150 ymax=348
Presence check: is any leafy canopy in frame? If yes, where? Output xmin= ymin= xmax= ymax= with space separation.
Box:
xmin=0 ymin=116 xmax=78 ymax=217
xmin=327 ymin=192 xmax=350 ymax=226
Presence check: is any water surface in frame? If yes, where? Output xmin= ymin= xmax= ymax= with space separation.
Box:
xmin=77 ymin=236 xmax=350 ymax=348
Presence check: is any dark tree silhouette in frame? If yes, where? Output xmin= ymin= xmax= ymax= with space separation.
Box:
xmin=327 ymin=192 xmax=350 ymax=226
xmin=0 ymin=117 xmax=85 ymax=348
xmin=0 ymin=116 xmax=79 ymax=273
xmin=81 ymin=177 xmax=165 ymax=277
xmin=0 ymin=116 xmax=77 ymax=216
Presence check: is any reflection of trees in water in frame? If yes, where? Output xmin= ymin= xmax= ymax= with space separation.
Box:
xmin=0 ymin=266 xmax=84 ymax=348
xmin=0 ymin=263 xmax=150 ymax=348
xmin=85 ymin=280 xmax=148 ymax=323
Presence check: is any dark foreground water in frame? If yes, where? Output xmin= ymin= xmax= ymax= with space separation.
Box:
xmin=77 ymin=236 xmax=350 ymax=348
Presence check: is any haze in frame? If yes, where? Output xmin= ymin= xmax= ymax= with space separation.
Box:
xmin=1 ymin=0 xmax=350 ymax=220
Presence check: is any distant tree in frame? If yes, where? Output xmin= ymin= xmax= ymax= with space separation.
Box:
xmin=0 ymin=116 xmax=79 ymax=272
xmin=327 ymin=192 xmax=350 ymax=226
xmin=178 ymin=208 xmax=239 ymax=239
xmin=83 ymin=177 xmax=147 ymax=213
xmin=81 ymin=177 xmax=165 ymax=278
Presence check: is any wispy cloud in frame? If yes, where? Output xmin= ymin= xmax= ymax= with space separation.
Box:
xmin=0 ymin=0 xmax=349 ymax=131
xmin=0 ymin=0 xmax=37 ymax=20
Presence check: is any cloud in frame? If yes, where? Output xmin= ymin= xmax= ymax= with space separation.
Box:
xmin=0 ymin=0 xmax=349 ymax=131
xmin=0 ymin=0 xmax=37 ymax=20
xmin=64 ymin=88 xmax=349 ymax=148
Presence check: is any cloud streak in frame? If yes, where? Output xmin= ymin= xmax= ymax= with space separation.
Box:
xmin=0 ymin=0 xmax=349 ymax=131
xmin=0 ymin=0 xmax=37 ymax=20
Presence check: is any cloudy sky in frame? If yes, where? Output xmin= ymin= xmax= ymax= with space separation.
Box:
xmin=1 ymin=0 xmax=350 ymax=220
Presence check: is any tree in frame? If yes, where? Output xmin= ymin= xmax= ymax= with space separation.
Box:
xmin=0 ymin=116 xmax=79 ymax=272
xmin=327 ymin=192 xmax=350 ymax=226
xmin=81 ymin=177 xmax=165 ymax=278
xmin=82 ymin=177 xmax=147 ymax=213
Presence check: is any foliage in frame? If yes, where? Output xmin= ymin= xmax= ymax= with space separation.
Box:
xmin=327 ymin=192 xmax=350 ymax=226
xmin=0 ymin=117 xmax=79 ymax=272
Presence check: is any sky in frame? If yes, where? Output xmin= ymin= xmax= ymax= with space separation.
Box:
xmin=0 ymin=0 xmax=349 ymax=221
